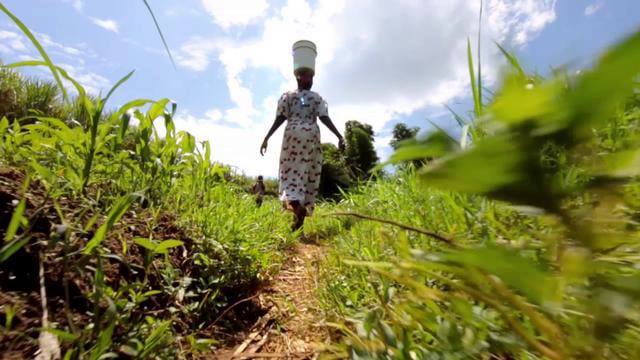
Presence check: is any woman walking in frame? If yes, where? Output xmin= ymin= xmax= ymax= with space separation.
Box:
xmin=260 ymin=40 xmax=344 ymax=231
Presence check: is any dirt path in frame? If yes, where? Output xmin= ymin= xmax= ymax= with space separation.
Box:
xmin=211 ymin=242 xmax=329 ymax=359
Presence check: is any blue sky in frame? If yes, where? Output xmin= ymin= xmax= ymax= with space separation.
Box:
xmin=1 ymin=0 xmax=639 ymax=177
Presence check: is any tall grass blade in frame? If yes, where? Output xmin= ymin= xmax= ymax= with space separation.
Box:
xmin=0 ymin=236 xmax=30 ymax=263
xmin=0 ymin=2 xmax=69 ymax=103
xmin=445 ymin=105 xmax=468 ymax=127
xmin=428 ymin=120 xmax=459 ymax=145
xmin=4 ymin=176 xmax=30 ymax=242
xmin=4 ymin=197 xmax=26 ymax=242
xmin=83 ymin=195 xmax=136 ymax=254
xmin=496 ymin=42 xmax=526 ymax=79
xmin=142 ymin=0 xmax=176 ymax=68
xmin=104 ymin=70 xmax=135 ymax=106
xmin=477 ymin=0 xmax=483 ymax=116
xmin=460 ymin=125 xmax=469 ymax=149
xmin=467 ymin=38 xmax=481 ymax=118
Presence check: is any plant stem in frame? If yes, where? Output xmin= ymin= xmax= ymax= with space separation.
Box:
xmin=329 ymin=212 xmax=455 ymax=246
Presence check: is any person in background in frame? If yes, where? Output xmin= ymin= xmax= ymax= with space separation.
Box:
xmin=252 ymin=175 xmax=266 ymax=207
xmin=260 ymin=67 xmax=344 ymax=231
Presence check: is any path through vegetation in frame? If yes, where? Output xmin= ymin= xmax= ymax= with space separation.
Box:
xmin=212 ymin=241 xmax=329 ymax=359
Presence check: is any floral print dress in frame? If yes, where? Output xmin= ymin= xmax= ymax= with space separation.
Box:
xmin=276 ymin=89 xmax=328 ymax=214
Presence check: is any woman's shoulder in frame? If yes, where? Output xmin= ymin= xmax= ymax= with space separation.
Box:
xmin=307 ymin=91 xmax=326 ymax=106
xmin=307 ymin=90 xmax=324 ymax=100
xmin=279 ymin=90 xmax=298 ymax=98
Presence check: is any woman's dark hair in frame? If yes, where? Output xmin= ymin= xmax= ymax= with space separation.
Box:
xmin=258 ymin=175 xmax=263 ymax=180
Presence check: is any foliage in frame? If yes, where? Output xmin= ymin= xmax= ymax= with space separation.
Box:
xmin=0 ymin=7 xmax=295 ymax=357
xmin=313 ymin=30 xmax=640 ymax=359
xmin=345 ymin=120 xmax=379 ymax=180
xmin=319 ymin=142 xmax=352 ymax=200
xmin=389 ymin=123 xmax=419 ymax=150
xmin=3 ymin=1 xmax=640 ymax=359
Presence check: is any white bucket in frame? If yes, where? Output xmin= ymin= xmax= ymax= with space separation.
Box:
xmin=292 ymin=40 xmax=317 ymax=75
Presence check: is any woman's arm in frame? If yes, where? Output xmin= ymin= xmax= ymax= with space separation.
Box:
xmin=260 ymin=115 xmax=287 ymax=156
xmin=319 ymin=115 xmax=345 ymax=151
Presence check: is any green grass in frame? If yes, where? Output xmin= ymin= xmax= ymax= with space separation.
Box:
xmin=2 ymin=1 xmax=640 ymax=359
xmin=308 ymin=31 xmax=640 ymax=359
xmin=0 ymin=26 xmax=294 ymax=359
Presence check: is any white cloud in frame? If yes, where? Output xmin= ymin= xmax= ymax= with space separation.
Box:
xmin=17 ymin=54 xmax=37 ymax=62
xmin=487 ymin=0 xmax=557 ymax=45
xmin=0 ymin=26 xmax=109 ymax=101
xmin=175 ymin=0 xmax=557 ymax=176
xmin=90 ymin=18 xmax=119 ymax=33
xmin=175 ymin=37 xmax=222 ymax=71
xmin=0 ymin=30 xmax=28 ymax=54
xmin=36 ymin=32 xmax=84 ymax=57
xmin=173 ymin=111 xmax=278 ymax=177
xmin=59 ymin=63 xmax=111 ymax=95
xmin=200 ymin=0 xmax=269 ymax=29
xmin=63 ymin=0 xmax=84 ymax=12
xmin=585 ymin=1 xmax=604 ymax=17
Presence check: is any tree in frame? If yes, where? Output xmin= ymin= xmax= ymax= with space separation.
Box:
xmin=344 ymin=120 xmax=378 ymax=179
xmin=390 ymin=122 xmax=420 ymax=150
xmin=318 ymin=143 xmax=351 ymax=200
xmin=390 ymin=122 xmax=423 ymax=168
xmin=389 ymin=123 xmax=459 ymax=169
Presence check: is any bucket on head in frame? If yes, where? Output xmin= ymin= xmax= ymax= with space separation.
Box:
xmin=292 ymin=40 xmax=317 ymax=76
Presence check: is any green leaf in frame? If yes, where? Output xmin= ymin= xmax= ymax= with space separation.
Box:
xmin=155 ymin=239 xmax=183 ymax=254
xmin=90 ymin=320 xmax=116 ymax=360
xmin=164 ymin=112 xmax=176 ymax=138
xmin=39 ymin=328 xmax=79 ymax=342
xmin=446 ymin=105 xmax=468 ymax=127
xmin=568 ymin=30 xmax=640 ymax=134
xmin=0 ymin=117 xmax=8 ymax=136
xmin=103 ymin=70 xmax=135 ymax=107
xmin=496 ymin=42 xmax=526 ymax=80
xmin=467 ymin=38 xmax=481 ymax=118
xmin=418 ymin=135 xmax=525 ymax=194
xmin=204 ymin=140 xmax=211 ymax=164
xmin=593 ymin=149 xmax=640 ymax=178
xmin=0 ymin=236 xmax=30 ymax=263
xmin=84 ymin=213 xmax=100 ymax=232
xmin=0 ymin=3 xmax=69 ymax=103
xmin=459 ymin=125 xmax=470 ymax=149
xmin=490 ymin=74 xmax=563 ymax=131
xmin=142 ymin=0 xmax=176 ymax=68
xmin=4 ymin=196 xmax=26 ymax=242
xmin=25 ymin=116 xmax=72 ymax=132
xmin=29 ymin=160 xmax=54 ymax=183
xmin=142 ymin=290 xmax=162 ymax=297
xmin=148 ymin=98 xmax=170 ymax=120
xmin=111 ymin=99 xmax=155 ymax=124
xmin=476 ymin=0 xmax=483 ymax=115
xmin=84 ymin=195 xmax=136 ymax=254
xmin=388 ymin=131 xmax=457 ymax=164
xmin=442 ymin=244 xmax=557 ymax=304
xmin=139 ymin=320 xmax=171 ymax=358
xmin=179 ymin=131 xmax=196 ymax=153
xmin=134 ymin=237 xmax=157 ymax=251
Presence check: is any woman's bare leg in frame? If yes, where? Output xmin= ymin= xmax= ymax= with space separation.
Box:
xmin=289 ymin=200 xmax=307 ymax=231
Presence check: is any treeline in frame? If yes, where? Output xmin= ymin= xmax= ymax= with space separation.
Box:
xmin=318 ymin=121 xmax=424 ymax=199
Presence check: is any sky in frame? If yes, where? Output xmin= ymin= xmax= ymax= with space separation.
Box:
xmin=1 ymin=0 xmax=639 ymax=177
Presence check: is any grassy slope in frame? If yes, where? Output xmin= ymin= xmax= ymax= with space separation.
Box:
xmin=0 ymin=65 xmax=296 ymax=358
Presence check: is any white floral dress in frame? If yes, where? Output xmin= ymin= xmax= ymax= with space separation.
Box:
xmin=276 ymin=89 xmax=328 ymax=214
